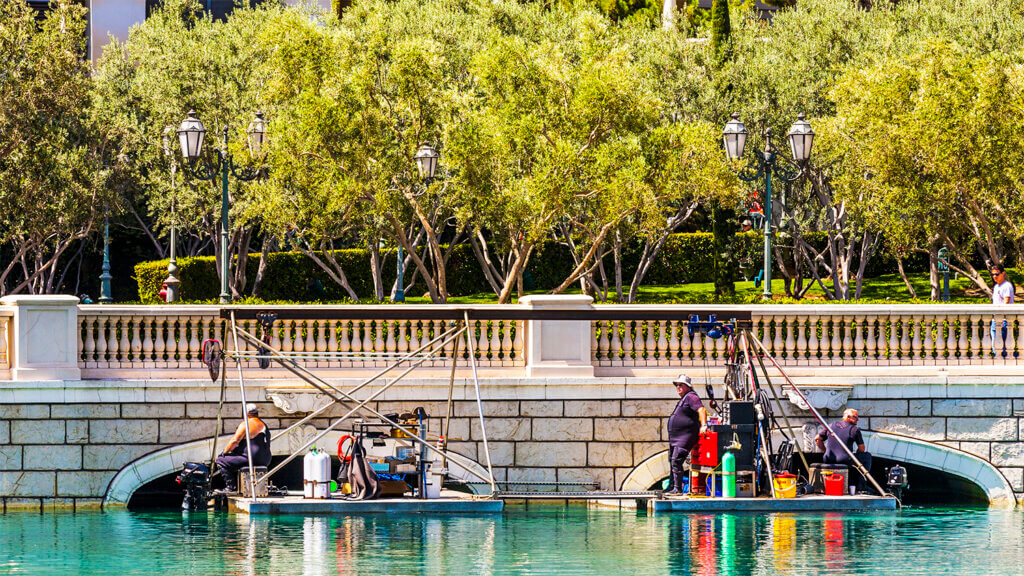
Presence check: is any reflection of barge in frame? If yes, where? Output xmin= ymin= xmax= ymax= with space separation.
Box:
xmin=230 ymin=494 xmax=504 ymax=515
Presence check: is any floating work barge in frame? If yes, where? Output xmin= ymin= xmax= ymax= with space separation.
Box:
xmin=230 ymin=493 xmax=503 ymax=515
xmin=649 ymin=494 xmax=898 ymax=514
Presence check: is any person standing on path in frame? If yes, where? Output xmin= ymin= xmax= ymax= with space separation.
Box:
xmin=990 ymin=265 xmax=1015 ymax=357
xmin=665 ymin=375 xmax=708 ymax=495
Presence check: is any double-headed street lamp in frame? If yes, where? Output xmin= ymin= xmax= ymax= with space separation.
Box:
xmin=722 ymin=113 xmax=815 ymax=300
xmin=386 ymin=143 xmax=440 ymax=303
xmin=177 ymin=110 xmax=266 ymax=303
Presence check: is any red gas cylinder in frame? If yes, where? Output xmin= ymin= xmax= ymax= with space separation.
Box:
xmin=823 ymin=472 xmax=845 ymax=496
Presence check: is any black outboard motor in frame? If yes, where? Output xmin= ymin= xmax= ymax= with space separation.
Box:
xmin=176 ymin=462 xmax=211 ymax=511
xmin=886 ymin=465 xmax=909 ymax=501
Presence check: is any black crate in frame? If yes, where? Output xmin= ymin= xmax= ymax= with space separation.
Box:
xmin=723 ymin=401 xmax=756 ymax=425
xmin=709 ymin=424 xmax=757 ymax=470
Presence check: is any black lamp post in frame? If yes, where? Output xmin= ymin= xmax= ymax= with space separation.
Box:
xmin=176 ymin=110 xmax=266 ymax=303
xmin=391 ymin=143 xmax=439 ymax=303
xmin=723 ymin=113 xmax=815 ymax=300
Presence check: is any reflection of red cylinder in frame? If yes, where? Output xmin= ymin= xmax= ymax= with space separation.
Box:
xmin=823 ymin=513 xmax=845 ymax=570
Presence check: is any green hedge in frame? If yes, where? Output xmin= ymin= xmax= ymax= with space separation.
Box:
xmin=134 ymin=231 xmax=923 ymax=302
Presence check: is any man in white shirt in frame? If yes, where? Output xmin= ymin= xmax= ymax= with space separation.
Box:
xmin=990 ymin=265 xmax=1014 ymax=356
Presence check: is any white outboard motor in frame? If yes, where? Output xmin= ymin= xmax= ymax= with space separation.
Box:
xmin=304 ymin=448 xmax=332 ymax=499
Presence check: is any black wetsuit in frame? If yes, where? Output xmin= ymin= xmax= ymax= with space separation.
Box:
xmin=217 ymin=420 xmax=271 ymax=491
xmin=667 ymin=391 xmax=703 ymax=491
xmin=817 ymin=420 xmax=872 ymax=490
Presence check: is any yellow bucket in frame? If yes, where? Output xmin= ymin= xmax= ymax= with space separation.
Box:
xmin=773 ymin=474 xmax=797 ymax=498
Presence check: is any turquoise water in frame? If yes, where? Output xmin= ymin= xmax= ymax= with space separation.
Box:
xmin=1 ymin=506 xmax=1022 ymax=575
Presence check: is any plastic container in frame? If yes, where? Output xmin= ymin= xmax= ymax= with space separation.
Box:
xmin=772 ymin=473 xmax=797 ymax=498
xmin=822 ymin=472 xmax=844 ymax=497
xmin=303 ymin=449 xmax=332 ymax=499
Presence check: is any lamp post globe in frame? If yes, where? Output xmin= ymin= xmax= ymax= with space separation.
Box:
xmin=414 ymin=143 xmax=439 ymax=180
xmin=722 ymin=112 xmax=748 ymax=161
xmin=246 ymin=111 xmax=267 ymax=157
xmin=786 ymin=113 xmax=815 ymax=163
xmin=177 ymin=110 xmax=206 ymax=161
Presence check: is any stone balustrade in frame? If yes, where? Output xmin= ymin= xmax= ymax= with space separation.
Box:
xmin=2 ymin=298 xmax=1024 ymax=380
xmin=76 ymin=305 xmax=524 ymax=376
xmin=592 ymin=305 xmax=1024 ymax=369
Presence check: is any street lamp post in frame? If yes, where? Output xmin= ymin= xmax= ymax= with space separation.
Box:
xmin=176 ymin=110 xmax=266 ymax=304
xmin=98 ymin=207 xmax=113 ymax=303
xmin=722 ymin=113 xmax=815 ymax=300
xmin=162 ymin=127 xmax=180 ymax=303
xmin=393 ymin=143 xmax=438 ymax=304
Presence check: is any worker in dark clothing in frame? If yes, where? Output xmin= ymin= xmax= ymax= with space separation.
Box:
xmin=665 ymin=374 xmax=708 ymax=495
xmin=216 ymin=406 xmax=272 ymax=493
xmin=816 ymin=408 xmax=872 ymax=492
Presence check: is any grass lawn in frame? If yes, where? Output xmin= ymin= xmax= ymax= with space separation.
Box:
xmin=400 ymin=271 xmax=991 ymax=305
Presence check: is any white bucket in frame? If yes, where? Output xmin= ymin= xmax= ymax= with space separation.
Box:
xmin=425 ymin=471 xmax=444 ymax=499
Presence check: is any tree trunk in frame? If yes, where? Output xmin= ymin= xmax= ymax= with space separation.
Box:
xmin=369 ymin=240 xmax=385 ymax=301
xmin=896 ymin=258 xmax=917 ymax=299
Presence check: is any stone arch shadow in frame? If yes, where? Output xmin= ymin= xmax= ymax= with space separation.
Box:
xmin=104 ymin=431 xmax=490 ymax=507
xmin=617 ymin=431 xmax=1016 ymax=509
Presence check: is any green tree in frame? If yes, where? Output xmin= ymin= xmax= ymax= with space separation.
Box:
xmin=0 ymin=0 xmax=105 ymax=295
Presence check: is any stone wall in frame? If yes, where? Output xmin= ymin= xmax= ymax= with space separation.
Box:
xmin=2 ymin=376 xmax=1023 ymax=511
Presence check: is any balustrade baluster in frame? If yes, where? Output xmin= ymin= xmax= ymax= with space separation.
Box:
xmin=93 ymin=317 xmax=109 ymax=367
xmin=784 ymin=315 xmax=796 ymax=362
xmin=772 ymin=316 xmax=784 ymax=358
xmin=117 ymin=316 xmax=130 ymax=365
xmin=188 ymin=317 xmax=202 ymax=366
xmin=500 ymin=321 xmax=513 ymax=366
xmin=668 ymin=321 xmax=682 ymax=365
xmin=656 ymin=321 xmax=668 ymax=365
xmin=375 ymin=321 xmax=386 ymax=366
xmin=397 ymin=321 xmax=409 ymax=355
xmin=968 ymin=314 xmax=982 ymax=362
xmin=995 ymin=315 xmax=1011 ymax=360
xmin=980 ymin=314 xmax=993 ymax=361
xmin=591 ymin=321 xmax=599 ymax=362
xmin=946 ymin=316 xmax=958 ymax=361
xmin=757 ymin=317 xmax=770 ymax=354
xmin=475 ymin=320 xmax=488 ymax=364
xmin=908 ymin=314 xmax=923 ymax=363
xmin=339 ymin=321 xmax=352 ymax=367
xmin=404 ymin=321 xmax=416 ymax=361
xmin=107 ymin=317 xmax=120 ymax=367
xmin=490 ymin=321 xmax=501 ymax=365
xmin=597 ymin=321 xmax=610 ymax=366
xmin=807 ymin=316 xmax=819 ymax=362
xmin=512 ymin=320 xmax=524 ymax=365
xmin=83 ymin=317 xmax=96 ymax=366
xmin=795 ymin=317 xmax=808 ymax=364
xmin=304 ymin=320 xmax=316 ymax=359
xmin=692 ymin=325 xmax=704 ymax=361
xmin=852 ymin=315 xmax=865 ymax=364
xmin=609 ymin=321 xmax=623 ymax=367
xmin=922 ymin=315 xmax=935 ymax=363
xmin=824 ymin=316 xmax=838 ymax=365
xmin=864 ymin=315 xmax=877 ymax=364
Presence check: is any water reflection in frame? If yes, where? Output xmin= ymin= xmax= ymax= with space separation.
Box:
xmin=2 ymin=507 xmax=1024 ymax=575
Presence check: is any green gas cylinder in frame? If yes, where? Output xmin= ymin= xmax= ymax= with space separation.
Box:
xmin=722 ymin=451 xmax=736 ymax=498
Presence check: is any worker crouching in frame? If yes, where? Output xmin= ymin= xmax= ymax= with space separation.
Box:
xmin=665 ymin=375 xmax=708 ymax=495
xmin=216 ymin=406 xmax=272 ymax=494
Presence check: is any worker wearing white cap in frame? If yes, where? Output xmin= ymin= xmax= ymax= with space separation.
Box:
xmin=665 ymin=374 xmax=708 ymax=495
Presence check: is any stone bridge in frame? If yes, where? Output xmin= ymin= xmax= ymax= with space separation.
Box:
xmin=1 ymin=296 xmax=1023 ymax=510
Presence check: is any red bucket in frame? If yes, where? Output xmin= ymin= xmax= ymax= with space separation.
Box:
xmin=823 ymin=472 xmax=844 ymax=496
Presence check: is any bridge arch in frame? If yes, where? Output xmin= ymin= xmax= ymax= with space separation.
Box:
xmin=618 ymin=431 xmax=1016 ymax=509
xmin=104 ymin=430 xmax=489 ymax=507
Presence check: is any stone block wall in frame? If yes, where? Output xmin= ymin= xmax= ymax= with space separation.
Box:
xmin=3 ymin=376 xmax=1024 ymax=510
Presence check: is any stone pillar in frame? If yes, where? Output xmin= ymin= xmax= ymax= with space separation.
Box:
xmin=0 ymin=295 xmax=81 ymax=381
xmin=519 ymin=295 xmax=595 ymax=378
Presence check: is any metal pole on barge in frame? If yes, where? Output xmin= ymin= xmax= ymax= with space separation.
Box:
xmin=748 ymin=335 xmax=890 ymax=499
xmin=230 ymin=311 xmax=259 ymax=501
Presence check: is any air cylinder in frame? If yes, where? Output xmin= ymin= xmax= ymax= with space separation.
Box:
xmin=303 ymin=448 xmax=332 ymax=499
xmin=722 ymin=451 xmax=736 ymax=498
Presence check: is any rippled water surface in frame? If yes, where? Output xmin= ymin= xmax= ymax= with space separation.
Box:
xmin=1 ymin=506 xmax=1022 ymax=575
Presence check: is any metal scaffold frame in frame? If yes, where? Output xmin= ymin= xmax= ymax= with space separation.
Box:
xmin=212 ymin=310 xmax=503 ymax=502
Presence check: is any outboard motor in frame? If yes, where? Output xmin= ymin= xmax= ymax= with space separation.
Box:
xmin=886 ymin=465 xmax=909 ymax=501
xmin=176 ymin=462 xmax=211 ymax=511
